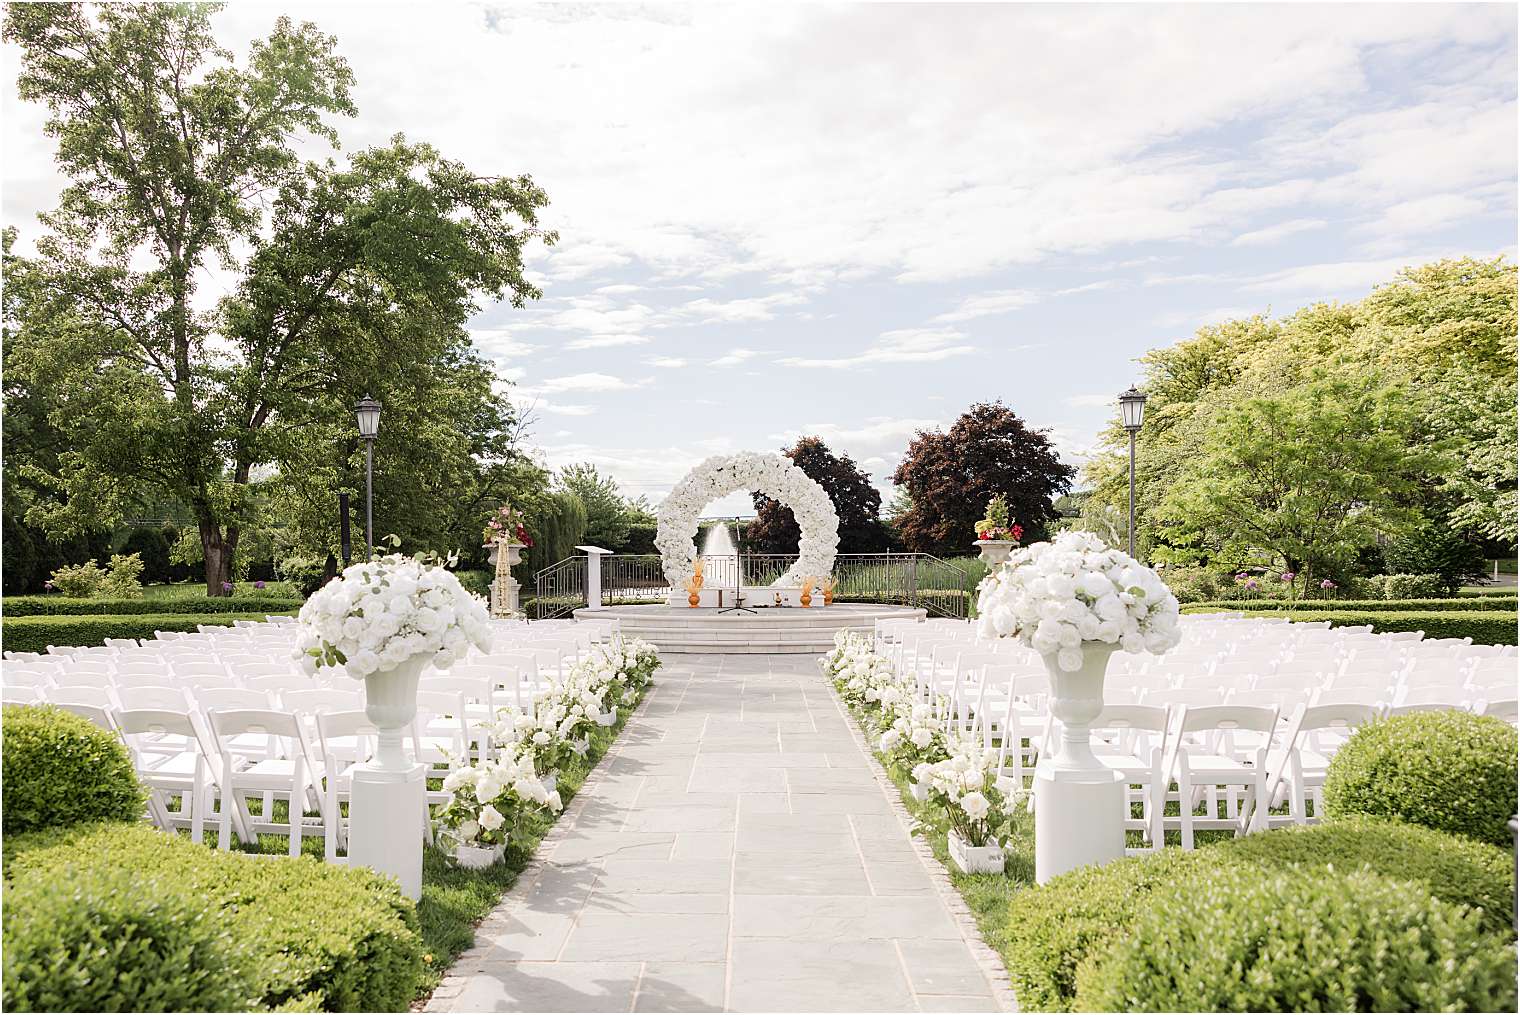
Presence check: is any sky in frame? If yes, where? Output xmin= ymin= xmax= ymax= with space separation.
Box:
xmin=4 ymin=1 xmax=1517 ymax=518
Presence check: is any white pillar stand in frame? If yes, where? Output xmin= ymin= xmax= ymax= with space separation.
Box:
xmin=348 ymin=764 xmax=425 ymax=900
xmin=576 ymin=545 xmax=611 ymax=611
xmin=1033 ymin=642 xmax=1126 ymax=884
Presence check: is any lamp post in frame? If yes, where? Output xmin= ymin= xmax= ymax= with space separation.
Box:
xmin=1118 ymin=387 xmax=1147 ymax=558
xmin=354 ymin=395 xmax=382 ymax=559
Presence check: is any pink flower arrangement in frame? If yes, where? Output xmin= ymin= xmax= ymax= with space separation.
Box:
xmin=1319 ymin=579 xmax=1336 ymax=590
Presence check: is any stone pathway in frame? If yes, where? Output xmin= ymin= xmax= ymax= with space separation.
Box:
xmin=427 ymin=654 xmax=1008 ymax=1013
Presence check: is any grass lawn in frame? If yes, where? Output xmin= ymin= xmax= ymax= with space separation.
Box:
xmin=143 ymin=580 xmax=299 ymax=599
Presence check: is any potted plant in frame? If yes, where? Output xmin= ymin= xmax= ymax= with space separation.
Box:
xmin=916 ymin=737 xmax=1016 ymax=874
xmin=483 ymin=502 xmax=532 ymax=568
xmin=973 ymin=494 xmax=1024 ymax=566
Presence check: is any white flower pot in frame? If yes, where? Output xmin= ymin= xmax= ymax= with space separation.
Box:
xmin=596 ymin=709 xmax=617 ymax=727
xmin=908 ymin=779 xmax=929 ymax=803
xmin=486 ymin=541 xmax=525 ymax=569
xmin=455 ymin=842 xmax=505 ymax=869
xmin=948 ymin=829 xmax=1005 ymax=874
xmin=362 ymin=653 xmax=432 ymax=772
xmin=974 ymin=539 xmax=1016 ymax=565
xmin=1040 ymin=641 xmax=1119 ymax=771
xmin=543 ymin=772 xmax=559 ymax=796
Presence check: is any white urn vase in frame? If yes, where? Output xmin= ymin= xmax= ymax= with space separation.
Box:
xmin=1032 ymin=640 xmax=1125 ymax=884
xmin=974 ymin=539 xmax=1016 ymax=566
xmin=455 ymin=842 xmax=505 ymax=869
xmin=362 ymin=652 xmax=431 ymax=772
xmin=487 ymin=541 xmax=525 ymax=569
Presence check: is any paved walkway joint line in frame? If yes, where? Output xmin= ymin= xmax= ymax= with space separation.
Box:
xmin=427 ymin=653 xmax=1010 ymax=1013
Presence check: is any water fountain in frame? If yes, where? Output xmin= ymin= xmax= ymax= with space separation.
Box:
xmin=699 ymin=521 xmax=739 ymax=590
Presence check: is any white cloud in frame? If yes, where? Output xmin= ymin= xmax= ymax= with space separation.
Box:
xmin=779 ymin=328 xmax=975 ymax=369
xmin=1153 ymin=305 xmax=1261 ymax=329
xmin=564 ymin=333 xmax=651 ymax=350
xmin=709 ymin=348 xmax=762 ymax=367
xmin=932 ymin=289 xmax=1039 ymax=323
xmin=536 ymin=372 xmax=646 ymax=393
xmin=1230 ymin=218 xmax=1328 ymax=247
xmin=646 ymin=356 xmax=687 ymax=368
xmin=1241 ymin=253 xmax=1463 ymax=292
xmin=1365 ymin=193 xmax=1486 ymax=237
xmin=1065 ymin=393 xmax=1117 ymax=409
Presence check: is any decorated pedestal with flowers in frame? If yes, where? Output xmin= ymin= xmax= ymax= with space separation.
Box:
xmin=976 ymin=531 xmax=1181 ymax=883
xmin=484 ymin=503 xmax=532 ymax=617
xmin=974 ymin=494 xmax=1024 ymax=566
xmin=294 ymin=552 xmax=493 ymax=896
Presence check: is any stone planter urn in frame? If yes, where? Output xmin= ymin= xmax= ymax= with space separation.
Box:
xmin=486 ymin=541 xmax=524 ymax=570
xmin=455 ymin=842 xmax=505 ymax=869
xmin=948 ymin=829 xmax=1006 ymax=874
xmin=1032 ymin=641 xmax=1125 ymax=884
xmin=362 ymin=653 xmax=431 ymax=772
xmin=974 ymin=539 xmax=1017 ymax=566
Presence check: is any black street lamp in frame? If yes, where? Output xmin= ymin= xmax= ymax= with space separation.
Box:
xmin=1119 ymin=387 xmax=1147 ymax=558
xmin=355 ymin=394 xmax=382 ymax=559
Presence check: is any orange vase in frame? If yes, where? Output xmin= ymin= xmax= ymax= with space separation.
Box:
xmin=688 ymin=590 xmax=700 ymax=607
xmin=823 ymin=590 xmax=833 ymax=606
xmin=800 ymin=591 xmax=812 ymax=608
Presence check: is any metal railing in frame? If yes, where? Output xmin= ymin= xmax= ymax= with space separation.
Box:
xmin=531 ymin=551 xmax=972 ymax=620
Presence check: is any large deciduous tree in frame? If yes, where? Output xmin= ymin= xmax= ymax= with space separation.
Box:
xmin=891 ymin=403 xmax=1074 ymax=556
xmin=557 ymin=463 xmax=632 ymax=551
xmin=747 ymin=437 xmax=888 ymax=554
xmin=3 ymin=3 xmax=553 ymax=594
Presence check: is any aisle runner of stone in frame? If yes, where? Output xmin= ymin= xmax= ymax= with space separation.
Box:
xmin=427 ymin=654 xmax=1008 ymax=1013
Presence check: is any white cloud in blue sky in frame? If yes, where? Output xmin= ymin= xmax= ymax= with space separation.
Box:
xmin=4 ymin=1 xmax=1515 ymax=518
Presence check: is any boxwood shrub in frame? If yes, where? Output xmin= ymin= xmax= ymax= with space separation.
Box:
xmin=1324 ymin=711 xmax=1518 ymax=846
xmin=2 ymin=862 xmax=254 ymax=1012
xmin=1073 ymin=868 xmax=1517 ymax=1013
xmin=1 ymin=705 xmax=144 ymax=835
xmin=2 ymin=594 xmax=302 ymax=617
xmin=1 ymin=611 xmax=295 ymax=653
xmin=1003 ymin=818 xmax=1517 ymax=1011
xmin=1180 ymin=608 xmax=1518 ymax=645
xmin=1186 ymin=596 xmax=1516 ymax=613
xmin=4 ymin=822 xmax=424 ymax=1011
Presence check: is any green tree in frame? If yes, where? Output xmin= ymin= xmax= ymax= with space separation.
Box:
xmin=749 ymin=437 xmax=888 ymax=554
xmin=1157 ymin=374 xmax=1445 ymax=589
xmin=557 ymin=463 xmax=631 ymax=551
xmin=4 ymin=4 xmax=552 ymax=594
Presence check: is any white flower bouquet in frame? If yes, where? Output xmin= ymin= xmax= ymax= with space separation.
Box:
xmin=438 ymin=751 xmax=563 ymax=856
xmin=912 ymin=736 xmax=1016 ymax=849
xmin=294 ymin=553 xmax=492 ymax=679
xmin=878 ymin=701 xmax=945 ymax=769
xmin=975 ymin=530 xmax=1181 ymax=672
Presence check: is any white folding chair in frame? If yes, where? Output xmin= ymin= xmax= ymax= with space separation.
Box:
xmin=1091 ymin=703 xmax=1170 ymax=850
xmin=208 ymin=709 xmax=322 ymax=856
xmin=313 ymin=709 xmax=381 ymax=862
xmin=1281 ymin=702 xmax=1380 ymax=825
xmin=1167 ymin=704 xmax=1280 ymax=847
xmin=115 ymin=707 xmax=228 ymax=844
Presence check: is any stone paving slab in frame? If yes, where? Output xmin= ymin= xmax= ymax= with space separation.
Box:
xmin=426 ymin=654 xmax=1012 ymax=1013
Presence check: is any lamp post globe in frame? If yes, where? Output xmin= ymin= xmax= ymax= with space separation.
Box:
xmin=355 ymin=394 xmax=382 ymax=559
xmin=1118 ymin=387 xmax=1147 ymax=558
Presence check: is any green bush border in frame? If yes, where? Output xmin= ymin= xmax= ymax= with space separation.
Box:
xmin=1181 ymin=608 xmax=1518 ymax=644
xmin=2 ymin=595 xmax=302 ymax=617
xmin=1 ymin=705 xmax=145 ymax=835
xmin=2 ymin=612 xmax=295 ymax=653
xmin=1187 ymin=596 xmax=1515 ymax=613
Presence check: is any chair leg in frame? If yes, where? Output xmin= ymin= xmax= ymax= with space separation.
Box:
xmin=1178 ymin=769 xmax=1195 ymax=850
xmin=189 ymin=766 xmax=205 ymax=845
xmin=217 ymin=791 xmax=234 ymax=851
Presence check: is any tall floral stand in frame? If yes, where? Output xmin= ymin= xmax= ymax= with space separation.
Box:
xmin=1033 ymin=642 xmax=1126 ymax=884
xmin=488 ymin=539 xmax=524 ymax=618
xmin=348 ymin=654 xmax=429 ymax=900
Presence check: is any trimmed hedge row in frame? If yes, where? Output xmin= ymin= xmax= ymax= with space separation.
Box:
xmin=2 ymin=595 xmax=302 ymax=617
xmin=3 ymin=821 xmax=425 ymax=1011
xmin=1460 ymin=586 xmax=1519 ymax=597
xmin=1324 ymin=711 xmax=1518 ymax=846
xmin=1 ymin=612 xmax=295 ymax=653
xmin=1188 ymin=596 xmax=1516 ymax=613
xmin=1074 ymin=867 xmax=1516 ymax=1012
xmin=1 ymin=705 xmax=144 ymax=835
xmin=1182 ymin=608 xmax=1518 ymax=645
xmin=1002 ymin=817 xmax=1516 ymax=1012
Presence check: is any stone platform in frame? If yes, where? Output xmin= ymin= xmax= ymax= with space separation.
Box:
xmin=573 ymin=603 xmax=927 ymax=654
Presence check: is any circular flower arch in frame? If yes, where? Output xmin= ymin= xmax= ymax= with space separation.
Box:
xmin=656 ymin=452 xmax=840 ymax=591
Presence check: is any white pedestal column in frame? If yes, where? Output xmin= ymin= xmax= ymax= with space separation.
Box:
xmin=576 ymin=545 xmax=611 ymax=611
xmin=348 ymin=765 xmax=425 ymax=900
xmin=1033 ymin=642 xmax=1126 ymax=884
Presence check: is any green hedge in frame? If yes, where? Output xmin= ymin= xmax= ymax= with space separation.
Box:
xmin=1002 ymin=818 xmax=1517 ymax=1011
xmin=1187 ymin=596 xmax=1516 ymax=613
xmin=2 ymin=595 xmax=302 ymax=617
xmin=1460 ymin=586 xmax=1519 ymax=597
xmin=3 ymin=861 xmax=254 ymax=1012
xmin=1324 ymin=712 xmax=1518 ymax=846
xmin=1182 ymin=608 xmax=1518 ymax=645
xmin=4 ymin=822 xmax=424 ymax=1011
xmin=2 ymin=612 xmax=294 ymax=653
xmin=1073 ymin=868 xmax=1517 ymax=1013
xmin=1 ymin=705 xmax=145 ymax=835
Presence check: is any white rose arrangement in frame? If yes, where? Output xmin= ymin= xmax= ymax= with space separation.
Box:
xmin=656 ymin=452 xmax=839 ymax=591
xmin=294 ymin=553 xmax=492 ymax=679
xmin=879 ymin=701 xmax=944 ymax=769
xmin=912 ymin=736 xmax=1016 ymax=848
xmin=437 ymin=751 xmax=561 ymax=850
xmin=975 ymin=530 xmax=1181 ymax=672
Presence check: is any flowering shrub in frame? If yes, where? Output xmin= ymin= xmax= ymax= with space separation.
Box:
xmin=976 ymin=531 xmax=1181 ymax=672
xmin=912 ymin=736 xmax=1016 ymax=847
xmin=294 ymin=553 xmax=493 ymax=680
xmin=98 ymin=553 xmax=145 ymax=598
xmin=822 ymin=631 xmax=899 ymax=709
xmin=46 ymin=561 xmax=106 ymax=598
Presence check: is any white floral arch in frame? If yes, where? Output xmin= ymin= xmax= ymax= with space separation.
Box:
xmin=656 ymin=452 xmax=840 ymax=591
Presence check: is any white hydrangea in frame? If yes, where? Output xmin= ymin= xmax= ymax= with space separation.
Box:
xmin=294 ymin=554 xmax=492 ymax=680
xmin=975 ymin=530 xmax=1181 ymax=672
xmin=655 ymin=452 xmax=839 ymax=591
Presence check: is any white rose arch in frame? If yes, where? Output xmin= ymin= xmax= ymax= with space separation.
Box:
xmin=656 ymin=452 xmax=840 ymax=591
